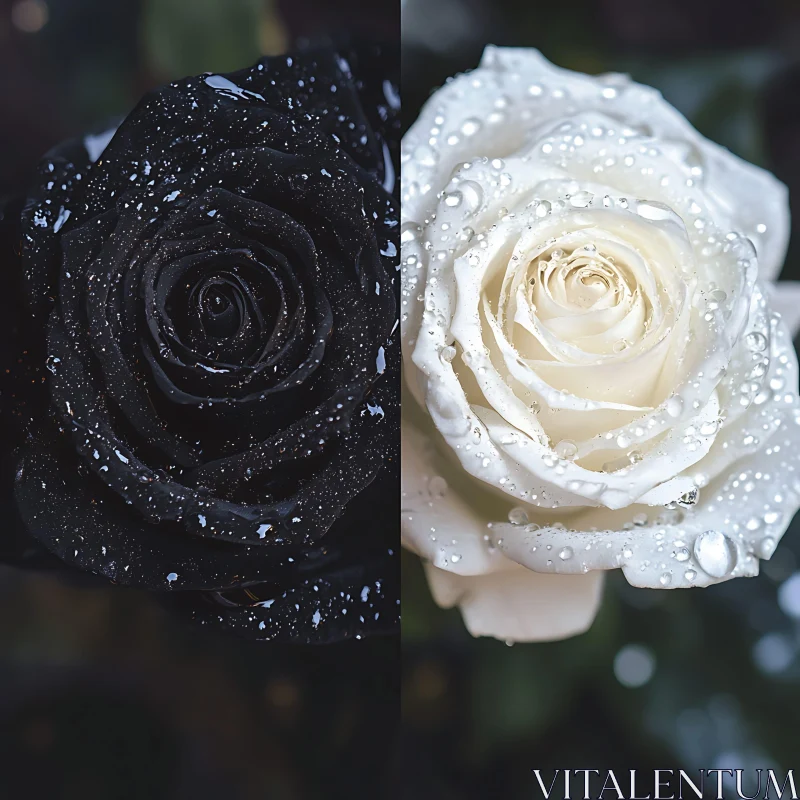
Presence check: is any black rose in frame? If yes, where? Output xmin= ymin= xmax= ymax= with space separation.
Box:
xmin=0 ymin=45 xmax=400 ymax=643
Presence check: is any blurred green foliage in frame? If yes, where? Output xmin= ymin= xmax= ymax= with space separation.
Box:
xmin=141 ymin=0 xmax=268 ymax=77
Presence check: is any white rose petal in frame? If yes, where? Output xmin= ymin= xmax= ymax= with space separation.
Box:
xmin=401 ymin=47 xmax=800 ymax=641
xmin=425 ymin=563 xmax=604 ymax=643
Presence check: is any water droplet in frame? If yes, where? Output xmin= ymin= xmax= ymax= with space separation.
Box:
xmin=665 ymin=395 xmax=683 ymax=418
xmin=746 ymin=332 xmax=768 ymax=353
xmin=673 ymin=547 xmax=690 ymax=562
xmin=659 ymin=572 xmax=672 ymax=586
xmin=460 ymin=118 xmax=482 ymax=137
xmin=693 ymin=530 xmax=737 ymax=578
xmin=684 ymin=569 xmax=697 ymax=582
xmin=439 ymin=345 xmax=456 ymax=363
xmin=678 ymin=488 xmax=699 ymax=508
xmin=554 ymin=439 xmax=578 ymax=460
xmin=558 ymin=546 xmax=574 ymax=561
xmin=508 ymin=506 xmax=530 ymax=525
xmin=414 ymin=144 xmax=439 ymax=167
xmin=400 ymin=221 xmax=422 ymax=244
xmin=569 ymin=190 xmax=593 ymax=208
xmin=613 ymin=339 xmax=629 ymax=353
xmin=458 ymin=180 xmax=484 ymax=215
xmin=636 ymin=200 xmax=673 ymax=222
xmin=759 ymin=537 xmax=776 ymax=558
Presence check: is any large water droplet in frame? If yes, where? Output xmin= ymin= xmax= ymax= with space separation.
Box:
xmin=693 ymin=530 xmax=737 ymax=578
xmin=746 ymin=332 xmax=768 ymax=353
xmin=439 ymin=345 xmax=456 ymax=364
xmin=458 ymin=180 xmax=484 ymax=215
xmin=636 ymin=200 xmax=674 ymax=222
xmin=664 ymin=395 xmax=683 ymax=418
xmin=699 ymin=418 xmax=720 ymax=436
xmin=569 ymin=191 xmax=593 ymax=208
xmin=508 ymin=506 xmax=529 ymax=525
xmin=554 ymin=439 xmax=578 ymax=460
xmin=759 ymin=537 xmax=776 ymax=558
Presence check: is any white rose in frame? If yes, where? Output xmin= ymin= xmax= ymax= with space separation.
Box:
xmin=401 ymin=46 xmax=800 ymax=643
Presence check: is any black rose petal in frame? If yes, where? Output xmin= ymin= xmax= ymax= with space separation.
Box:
xmin=4 ymin=44 xmax=400 ymax=643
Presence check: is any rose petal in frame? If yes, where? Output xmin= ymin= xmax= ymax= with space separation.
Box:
xmin=424 ymin=562 xmax=604 ymax=642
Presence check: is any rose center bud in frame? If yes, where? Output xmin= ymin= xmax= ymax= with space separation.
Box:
xmin=517 ymin=241 xmax=656 ymax=362
xmin=199 ymin=281 xmax=242 ymax=339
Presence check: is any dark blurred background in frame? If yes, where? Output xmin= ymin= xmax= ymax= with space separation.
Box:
xmin=0 ymin=2 xmax=399 ymax=798
xmin=400 ymin=1 xmax=800 ymax=798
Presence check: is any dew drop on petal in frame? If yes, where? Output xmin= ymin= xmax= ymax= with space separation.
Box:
xmin=693 ymin=530 xmax=737 ymax=578
xmin=461 ymin=118 xmax=482 ymax=137
xmin=759 ymin=537 xmax=776 ymax=558
xmin=636 ymin=200 xmax=674 ymax=222
xmin=458 ymin=180 xmax=484 ymax=215
xmin=508 ymin=506 xmax=530 ymax=525
xmin=439 ymin=345 xmax=456 ymax=364
xmin=554 ymin=439 xmax=578 ymax=460
xmin=699 ymin=418 xmax=720 ymax=436
xmin=569 ymin=190 xmax=593 ymax=208
xmin=613 ymin=339 xmax=629 ymax=353
xmin=665 ymin=395 xmax=683 ymax=418
xmin=746 ymin=332 xmax=768 ymax=352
